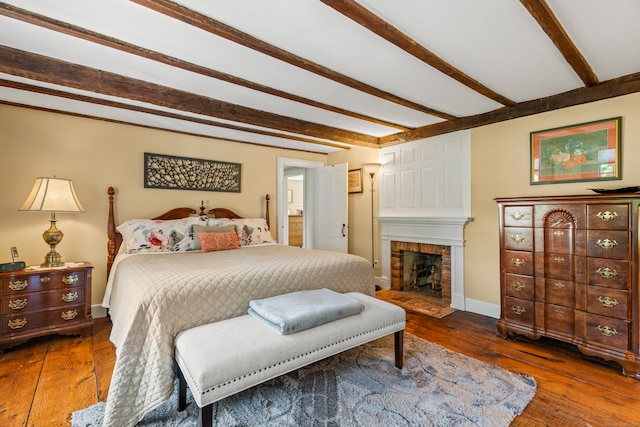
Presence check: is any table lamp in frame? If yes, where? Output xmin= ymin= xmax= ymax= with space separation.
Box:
xmin=19 ymin=177 xmax=85 ymax=268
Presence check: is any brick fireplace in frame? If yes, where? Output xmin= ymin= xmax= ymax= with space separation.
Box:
xmin=378 ymin=216 xmax=470 ymax=311
xmin=391 ymin=241 xmax=451 ymax=304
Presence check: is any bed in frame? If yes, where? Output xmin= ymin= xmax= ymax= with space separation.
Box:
xmin=101 ymin=187 xmax=376 ymax=427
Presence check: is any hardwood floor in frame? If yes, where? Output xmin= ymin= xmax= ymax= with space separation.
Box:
xmin=1 ymin=308 xmax=639 ymax=426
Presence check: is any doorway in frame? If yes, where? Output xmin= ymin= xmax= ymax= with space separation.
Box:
xmin=285 ymin=169 xmax=304 ymax=246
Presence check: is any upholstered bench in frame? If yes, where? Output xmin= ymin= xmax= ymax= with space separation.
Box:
xmin=174 ymin=292 xmax=406 ymax=427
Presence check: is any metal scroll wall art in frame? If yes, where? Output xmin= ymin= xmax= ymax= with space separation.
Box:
xmin=144 ymin=152 xmax=241 ymax=192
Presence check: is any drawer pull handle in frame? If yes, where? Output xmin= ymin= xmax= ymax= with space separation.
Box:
xmin=597 ymin=324 xmax=618 ymax=337
xmin=8 ymin=299 xmax=28 ymax=310
xmin=511 ymin=281 xmax=526 ymax=291
xmin=596 ymin=239 xmax=618 ymax=249
xmin=40 ymin=277 xmax=50 ymax=283
xmin=596 ymin=267 xmax=618 ymax=278
xmin=61 ymin=310 xmax=78 ymax=321
xmin=597 ymin=296 xmax=619 ymax=308
xmin=554 ymin=256 xmax=565 ymax=262
xmin=511 ymin=306 xmax=526 ymax=315
xmin=510 ymin=235 xmax=525 ymax=243
xmin=62 ymin=274 xmax=79 ymax=285
xmin=9 ymin=280 xmax=28 ymax=291
xmin=554 ymin=282 xmax=565 ymax=289
xmin=555 ymin=308 xmax=565 ymax=314
xmin=61 ymin=292 xmax=79 ymax=303
xmin=511 ymin=258 xmax=525 ymax=267
xmin=596 ymin=211 xmax=618 ymax=222
xmin=8 ymin=318 xmax=27 ymax=329
xmin=510 ymin=212 xmax=525 ymax=220
xmin=553 ymin=230 xmax=564 ymax=236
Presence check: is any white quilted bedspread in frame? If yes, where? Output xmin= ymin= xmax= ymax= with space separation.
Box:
xmin=102 ymin=245 xmax=375 ymax=427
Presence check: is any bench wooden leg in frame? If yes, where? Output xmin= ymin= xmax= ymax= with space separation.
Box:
xmin=177 ymin=366 xmax=187 ymax=412
xmin=201 ymin=404 xmax=213 ymax=427
xmin=394 ymin=330 xmax=404 ymax=369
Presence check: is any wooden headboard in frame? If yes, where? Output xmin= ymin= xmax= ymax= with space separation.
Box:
xmin=107 ymin=187 xmax=270 ymax=276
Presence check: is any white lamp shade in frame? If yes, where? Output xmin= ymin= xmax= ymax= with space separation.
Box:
xmin=362 ymin=163 xmax=382 ymax=175
xmin=20 ymin=177 xmax=85 ymax=212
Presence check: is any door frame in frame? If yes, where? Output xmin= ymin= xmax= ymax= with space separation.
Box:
xmin=277 ymin=157 xmax=323 ymax=247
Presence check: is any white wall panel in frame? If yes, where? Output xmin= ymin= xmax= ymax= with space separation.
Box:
xmin=400 ymin=170 xmax=416 ymax=208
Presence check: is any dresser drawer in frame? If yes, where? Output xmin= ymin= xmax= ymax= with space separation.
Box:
xmin=504 ymin=274 xmax=534 ymax=300
xmin=503 ymin=296 xmax=534 ymax=326
xmin=503 ymin=251 xmax=534 ymax=276
xmin=544 ymin=279 xmax=575 ymax=307
xmin=544 ymin=227 xmax=575 ymax=254
xmin=543 ymin=254 xmax=574 ymax=281
xmin=544 ymin=303 xmax=574 ymax=337
xmin=504 ymin=228 xmax=534 ymax=251
xmin=583 ymin=313 xmax=629 ymax=350
xmin=504 ymin=206 xmax=533 ymax=227
xmin=2 ymin=304 xmax=85 ymax=334
xmin=587 ymin=204 xmax=629 ymax=230
xmin=586 ymin=286 xmax=629 ymax=320
xmin=587 ymin=230 xmax=629 ymax=259
xmin=1 ymin=288 xmax=85 ymax=315
xmin=1 ymin=271 xmax=86 ymax=295
xmin=586 ymin=257 xmax=628 ymax=289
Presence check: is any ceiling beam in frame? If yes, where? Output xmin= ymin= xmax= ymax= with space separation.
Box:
xmin=380 ymin=71 xmax=640 ymax=145
xmin=131 ymin=0 xmax=456 ymax=120
xmin=0 ymin=79 xmax=351 ymax=150
xmin=0 ymin=3 xmax=410 ymax=132
xmin=321 ymin=0 xmax=516 ymax=107
xmin=0 ymin=46 xmax=379 ymax=146
xmin=520 ymin=0 xmax=599 ymax=86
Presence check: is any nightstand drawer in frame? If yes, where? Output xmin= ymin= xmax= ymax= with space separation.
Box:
xmin=1 ymin=270 xmax=86 ymax=295
xmin=2 ymin=304 xmax=85 ymax=334
xmin=1 ymin=288 xmax=85 ymax=315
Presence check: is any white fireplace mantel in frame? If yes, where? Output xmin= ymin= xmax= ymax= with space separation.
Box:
xmin=377 ymin=216 xmax=472 ymax=311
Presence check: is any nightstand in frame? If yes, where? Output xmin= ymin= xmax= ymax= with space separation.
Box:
xmin=0 ymin=263 xmax=94 ymax=353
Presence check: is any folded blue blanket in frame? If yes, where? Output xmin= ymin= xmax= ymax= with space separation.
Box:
xmin=248 ymin=288 xmax=365 ymax=335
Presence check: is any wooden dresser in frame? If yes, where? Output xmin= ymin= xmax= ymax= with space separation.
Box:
xmin=496 ymin=194 xmax=640 ymax=378
xmin=288 ymin=215 xmax=303 ymax=247
xmin=0 ymin=263 xmax=94 ymax=353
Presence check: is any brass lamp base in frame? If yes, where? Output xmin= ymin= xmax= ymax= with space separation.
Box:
xmin=41 ymin=213 xmax=65 ymax=268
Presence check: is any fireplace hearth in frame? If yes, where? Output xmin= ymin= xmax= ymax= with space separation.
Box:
xmin=392 ymin=241 xmax=451 ymax=304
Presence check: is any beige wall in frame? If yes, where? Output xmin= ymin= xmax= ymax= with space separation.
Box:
xmin=0 ymin=105 xmax=326 ymax=306
xmin=467 ymin=92 xmax=640 ymax=309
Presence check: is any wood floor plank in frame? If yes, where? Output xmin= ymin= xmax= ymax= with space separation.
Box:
xmin=92 ymin=319 xmax=116 ymax=401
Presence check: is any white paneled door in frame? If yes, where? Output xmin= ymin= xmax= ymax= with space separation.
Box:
xmin=317 ymin=163 xmax=348 ymax=252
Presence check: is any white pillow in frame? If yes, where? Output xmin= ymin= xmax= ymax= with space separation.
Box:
xmin=117 ymin=217 xmax=205 ymax=254
xmin=208 ymin=217 xmax=275 ymax=246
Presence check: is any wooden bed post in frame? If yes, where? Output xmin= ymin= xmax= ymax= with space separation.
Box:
xmin=265 ymin=194 xmax=270 ymax=229
xmin=107 ymin=187 xmax=117 ymax=278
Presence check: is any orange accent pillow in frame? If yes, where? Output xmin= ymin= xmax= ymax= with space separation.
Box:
xmin=198 ymin=231 xmax=239 ymax=252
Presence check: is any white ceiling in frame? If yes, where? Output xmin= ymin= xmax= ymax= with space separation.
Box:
xmin=1 ymin=0 xmax=639 ymax=154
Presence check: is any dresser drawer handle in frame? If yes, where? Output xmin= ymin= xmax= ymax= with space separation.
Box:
xmin=510 ymin=235 xmax=525 ymax=243
xmin=511 ymin=258 xmax=525 ymax=267
xmin=40 ymin=277 xmax=50 ymax=283
xmin=62 ymin=274 xmax=79 ymax=285
xmin=555 ymin=308 xmax=565 ymax=315
xmin=9 ymin=280 xmax=28 ymax=291
xmin=511 ymin=281 xmax=526 ymax=291
xmin=597 ymin=296 xmax=619 ymax=308
xmin=596 ymin=239 xmax=618 ymax=249
xmin=554 ymin=282 xmax=565 ymax=289
xmin=8 ymin=299 xmax=28 ymax=310
xmin=510 ymin=212 xmax=525 ymax=220
xmin=511 ymin=306 xmax=526 ymax=315
xmin=61 ymin=292 xmax=79 ymax=303
xmin=553 ymin=230 xmax=564 ymax=236
xmin=596 ymin=211 xmax=618 ymax=222
xmin=8 ymin=318 xmax=27 ymax=329
xmin=553 ymin=256 xmax=565 ymax=262
xmin=597 ymin=324 xmax=618 ymax=337
xmin=61 ymin=309 xmax=78 ymax=321
xmin=596 ymin=267 xmax=618 ymax=278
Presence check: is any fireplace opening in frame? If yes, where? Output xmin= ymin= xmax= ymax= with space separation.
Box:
xmin=391 ymin=241 xmax=451 ymax=304
xmin=403 ymin=251 xmax=442 ymax=297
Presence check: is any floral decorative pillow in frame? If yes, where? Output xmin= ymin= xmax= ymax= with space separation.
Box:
xmin=192 ymin=224 xmax=237 ymax=250
xmin=117 ymin=217 xmax=204 ymax=254
xmin=198 ymin=231 xmax=239 ymax=252
xmin=208 ymin=218 xmax=275 ymax=246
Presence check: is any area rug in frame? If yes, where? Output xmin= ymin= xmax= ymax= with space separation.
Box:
xmin=72 ymin=333 xmax=536 ymax=427
xmin=376 ymin=289 xmax=457 ymax=319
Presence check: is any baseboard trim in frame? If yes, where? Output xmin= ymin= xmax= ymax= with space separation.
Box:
xmin=464 ymin=298 xmax=500 ymax=319
xmin=91 ymin=304 xmax=108 ymax=319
